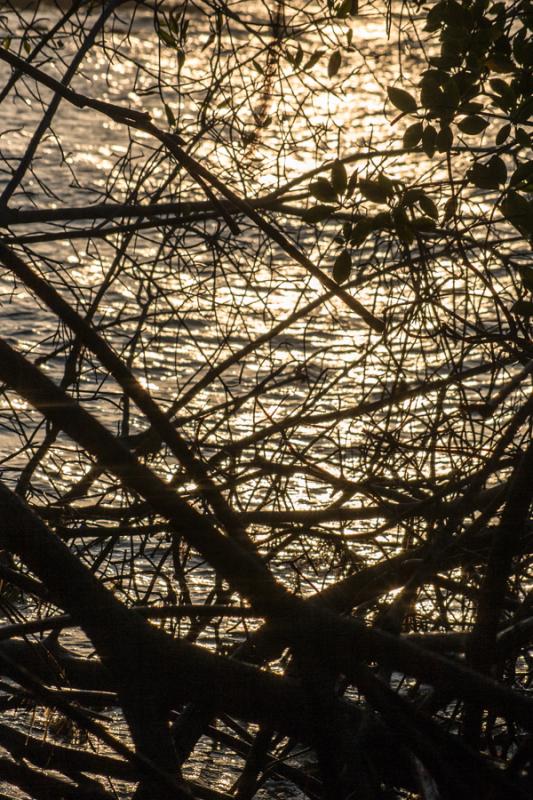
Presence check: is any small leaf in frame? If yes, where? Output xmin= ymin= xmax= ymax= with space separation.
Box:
xmin=517 ymin=129 xmax=531 ymax=148
xmin=168 ymin=13 xmax=179 ymax=35
xmin=419 ymin=194 xmax=439 ymax=219
xmin=519 ymin=267 xmax=533 ymax=293
xmin=346 ymin=170 xmax=359 ymax=198
xmin=511 ymin=299 xmax=533 ymax=317
xmin=458 ymin=115 xmax=488 ymax=135
xmin=392 ymin=208 xmax=414 ymax=244
xmin=489 ymin=155 xmax=507 ymax=185
xmin=489 ymin=78 xmax=509 ymax=95
xmin=336 ymin=0 xmax=355 ymax=17
xmin=489 ymin=78 xmax=515 ymax=110
xmin=350 ymin=217 xmax=374 ymax=245
xmin=157 ymin=27 xmax=175 ymax=47
xmin=373 ymin=211 xmax=393 ymax=229
xmin=328 ymin=50 xmax=342 ymax=78
xmin=422 ymin=125 xmax=437 ymax=158
xmin=377 ymin=174 xmax=395 ymax=195
xmin=513 ymin=28 xmax=528 ymax=64
xmin=468 ymin=156 xmax=507 ymax=190
xmin=331 ymin=160 xmax=348 ymax=194
xmin=164 ymin=103 xmax=176 ymax=127
xmin=403 ymin=122 xmax=423 ymax=149
xmin=413 ymin=216 xmax=438 ymax=232
xmin=424 ymin=2 xmax=445 ymax=31
xmin=359 ymin=178 xmax=392 ymax=204
xmin=501 ymin=190 xmax=532 ymax=236
xmin=443 ymin=196 xmax=458 ymax=221
xmin=333 ymin=249 xmax=352 ymax=284
xmin=302 ymin=205 xmax=335 ymax=224
xmin=309 ymin=179 xmax=338 ymax=204
xmin=402 ymin=188 xmax=424 ymax=206
xmin=436 ymin=126 xmax=453 ymax=152
xmin=201 ymin=32 xmax=215 ymax=52
xmin=387 ymin=86 xmax=417 ymax=114
xmin=510 ymin=162 xmax=533 ymax=190
xmin=304 ymin=50 xmax=324 ymax=70
xmin=443 ymin=77 xmax=460 ymax=111
xmin=486 ymin=54 xmax=514 ymax=73
xmin=495 ymin=123 xmax=511 ymax=145
xmin=459 ymin=101 xmax=484 ymax=114
xmin=420 ymin=81 xmax=446 ymax=110
xmin=468 ymin=163 xmax=492 ymax=189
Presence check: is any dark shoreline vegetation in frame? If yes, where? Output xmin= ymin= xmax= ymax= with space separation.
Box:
xmin=0 ymin=0 xmax=532 ymax=797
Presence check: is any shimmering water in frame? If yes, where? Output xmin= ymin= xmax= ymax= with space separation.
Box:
xmin=0 ymin=1 xmax=525 ymax=796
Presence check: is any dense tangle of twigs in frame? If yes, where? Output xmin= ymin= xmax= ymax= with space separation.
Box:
xmin=0 ymin=1 xmax=531 ymax=798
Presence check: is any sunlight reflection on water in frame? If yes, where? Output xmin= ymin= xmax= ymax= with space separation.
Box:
xmin=0 ymin=2 xmax=520 ymax=796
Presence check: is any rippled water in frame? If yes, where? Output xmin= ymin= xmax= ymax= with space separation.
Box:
xmin=0 ymin=1 xmax=525 ymax=796
xmin=0 ymin=3 xmax=418 ymax=491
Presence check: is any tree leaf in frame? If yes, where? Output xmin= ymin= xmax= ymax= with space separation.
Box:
xmin=420 ymin=81 xmax=445 ymax=111
xmin=328 ymin=50 xmax=342 ymax=78
xmin=469 ymin=156 xmax=507 ymax=190
xmin=333 ymin=249 xmax=352 ymax=283
xmin=331 ymin=160 xmax=348 ymax=194
xmin=486 ymin=54 xmax=515 ymax=73
xmin=419 ymin=194 xmax=439 ymax=219
xmin=387 ymin=86 xmax=417 ymax=114
xmin=496 ymin=123 xmax=511 ymax=145
xmin=359 ymin=178 xmax=393 ymax=204
xmin=413 ymin=216 xmax=438 ymax=232
xmin=309 ymin=179 xmax=338 ymax=204
xmin=519 ymin=267 xmax=533 ymax=293
xmin=304 ymin=50 xmax=324 ymax=70
xmin=443 ymin=196 xmax=458 ymax=221
xmin=512 ymin=299 xmax=533 ymax=317
xmin=164 ymin=103 xmax=176 ymax=127
xmin=424 ymin=2 xmax=445 ymax=31
xmin=510 ymin=161 xmax=533 ymax=189
xmin=342 ymin=222 xmax=353 ymax=240
xmin=489 ymin=155 xmax=507 ymax=185
xmin=436 ymin=126 xmax=453 ymax=152
xmin=501 ymin=190 xmax=533 ymax=236
xmin=350 ymin=217 xmax=374 ymax=245
xmin=490 ymin=77 xmax=513 ymax=96
xmin=517 ymin=128 xmax=531 ymax=148
xmin=422 ymin=125 xmax=437 ymax=158
xmin=458 ymin=115 xmax=488 ymax=135
xmin=157 ymin=27 xmax=175 ymax=47
xmin=336 ymin=0 xmax=358 ymax=17
xmin=403 ymin=122 xmax=423 ymax=149
xmin=402 ymin=188 xmax=424 ymax=207
xmin=393 ymin=208 xmax=414 ymax=244
xmin=346 ymin=170 xmax=359 ymax=198
xmin=302 ymin=205 xmax=335 ymax=223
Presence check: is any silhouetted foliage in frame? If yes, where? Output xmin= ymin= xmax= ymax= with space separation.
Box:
xmin=0 ymin=0 xmax=531 ymax=798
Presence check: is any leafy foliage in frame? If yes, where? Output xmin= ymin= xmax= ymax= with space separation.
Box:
xmin=0 ymin=1 xmax=532 ymax=799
